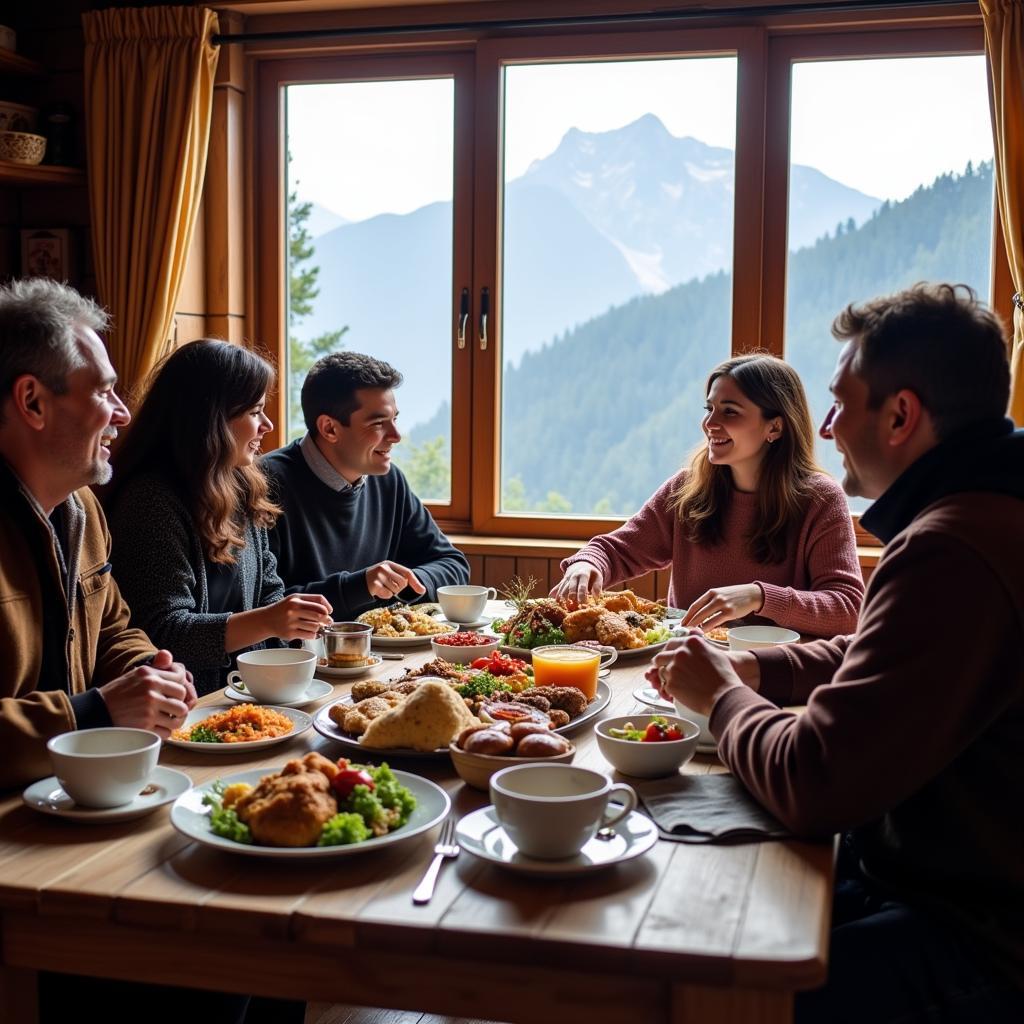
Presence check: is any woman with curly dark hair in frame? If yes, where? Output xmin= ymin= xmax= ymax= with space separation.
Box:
xmin=552 ymin=353 xmax=863 ymax=638
xmin=107 ymin=339 xmax=332 ymax=694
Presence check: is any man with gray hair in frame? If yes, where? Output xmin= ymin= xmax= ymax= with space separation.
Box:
xmin=0 ymin=278 xmax=196 ymax=789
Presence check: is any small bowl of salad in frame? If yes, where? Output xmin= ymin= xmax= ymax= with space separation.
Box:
xmin=594 ymin=714 xmax=700 ymax=778
xmin=430 ymin=630 xmax=501 ymax=664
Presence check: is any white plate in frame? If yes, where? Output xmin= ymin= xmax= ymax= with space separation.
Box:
xmin=170 ymin=767 xmax=450 ymax=858
xmin=493 ymin=635 xmax=673 ymax=661
xmin=456 ymin=805 xmax=658 ymax=876
xmin=22 ymin=766 xmax=192 ymax=823
xmin=313 ymin=679 xmax=612 ymax=757
xmin=224 ymin=678 xmax=334 ymax=706
xmin=370 ymin=624 xmax=456 ymax=649
xmin=166 ymin=705 xmax=312 ymax=752
xmin=314 ymin=656 xmax=383 ymax=679
xmin=632 ymin=686 xmax=674 ymax=711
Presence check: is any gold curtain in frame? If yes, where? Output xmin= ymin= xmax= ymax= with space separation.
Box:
xmin=84 ymin=7 xmax=219 ymax=399
xmin=982 ymin=0 xmax=1024 ymax=424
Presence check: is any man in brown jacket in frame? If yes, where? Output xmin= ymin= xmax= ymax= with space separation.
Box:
xmin=0 ymin=278 xmax=195 ymax=789
xmin=652 ymin=283 xmax=1023 ymax=1022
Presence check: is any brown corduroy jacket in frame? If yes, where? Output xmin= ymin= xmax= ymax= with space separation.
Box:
xmin=0 ymin=464 xmax=155 ymax=789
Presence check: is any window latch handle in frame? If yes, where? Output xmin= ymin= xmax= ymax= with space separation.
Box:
xmin=479 ymin=286 xmax=489 ymax=351
xmin=457 ymin=287 xmax=469 ymax=349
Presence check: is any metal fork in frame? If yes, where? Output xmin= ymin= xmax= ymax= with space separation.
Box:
xmin=412 ymin=817 xmax=460 ymax=904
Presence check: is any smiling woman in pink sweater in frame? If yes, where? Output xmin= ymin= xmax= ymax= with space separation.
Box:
xmin=553 ymin=354 xmax=863 ymax=638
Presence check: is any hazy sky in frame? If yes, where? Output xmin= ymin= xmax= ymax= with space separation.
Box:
xmin=287 ymin=53 xmax=992 ymax=223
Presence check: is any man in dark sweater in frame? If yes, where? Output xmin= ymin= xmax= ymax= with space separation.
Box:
xmin=652 ymin=283 xmax=1024 ymax=1022
xmin=263 ymin=352 xmax=469 ymax=619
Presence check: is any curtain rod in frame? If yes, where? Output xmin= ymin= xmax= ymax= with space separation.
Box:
xmin=212 ymin=0 xmax=975 ymax=45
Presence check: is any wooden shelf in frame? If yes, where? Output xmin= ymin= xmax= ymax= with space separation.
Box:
xmin=0 ymin=159 xmax=84 ymax=186
xmin=0 ymin=49 xmax=45 ymax=77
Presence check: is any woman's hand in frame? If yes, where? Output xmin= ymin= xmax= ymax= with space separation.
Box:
xmin=550 ymin=561 xmax=604 ymax=607
xmin=228 ymin=594 xmax=334 ymax=651
xmin=681 ymin=583 xmax=763 ymax=630
xmin=262 ymin=594 xmax=334 ymax=641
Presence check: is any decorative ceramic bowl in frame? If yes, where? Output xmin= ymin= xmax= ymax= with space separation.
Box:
xmin=595 ymin=714 xmax=700 ymax=778
xmin=430 ymin=631 xmax=501 ymax=665
xmin=0 ymin=102 xmax=38 ymax=134
xmin=449 ymin=740 xmax=576 ymax=791
xmin=0 ymin=130 xmax=46 ymax=165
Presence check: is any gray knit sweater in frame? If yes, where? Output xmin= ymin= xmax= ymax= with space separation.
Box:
xmin=107 ymin=472 xmax=286 ymax=696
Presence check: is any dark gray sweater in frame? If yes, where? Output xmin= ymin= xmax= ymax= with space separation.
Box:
xmin=107 ymin=472 xmax=286 ymax=695
xmin=262 ymin=440 xmax=469 ymax=620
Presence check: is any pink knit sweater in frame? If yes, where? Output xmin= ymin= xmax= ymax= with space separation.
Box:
xmin=561 ymin=471 xmax=863 ymax=638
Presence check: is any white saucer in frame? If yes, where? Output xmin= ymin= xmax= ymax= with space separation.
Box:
xmin=22 ymin=766 xmax=192 ymax=823
xmin=439 ymin=615 xmax=493 ymax=630
xmin=632 ymin=686 xmax=673 ymax=711
xmin=224 ymin=678 xmax=334 ymax=706
xmin=315 ymin=656 xmax=383 ymax=679
xmin=455 ymin=806 xmax=658 ymax=877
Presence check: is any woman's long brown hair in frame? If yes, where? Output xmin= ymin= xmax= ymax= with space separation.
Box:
xmin=671 ymin=354 xmax=822 ymax=564
xmin=107 ymin=339 xmax=280 ymax=564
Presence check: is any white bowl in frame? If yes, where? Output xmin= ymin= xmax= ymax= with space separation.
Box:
xmin=430 ymin=631 xmax=501 ymax=665
xmin=727 ymin=625 xmax=800 ymax=651
xmin=595 ymin=714 xmax=699 ymax=778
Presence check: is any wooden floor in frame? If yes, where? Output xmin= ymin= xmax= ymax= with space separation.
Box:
xmin=308 ymin=1008 xmax=500 ymax=1024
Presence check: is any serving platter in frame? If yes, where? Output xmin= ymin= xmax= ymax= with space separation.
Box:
xmin=170 ymin=768 xmax=450 ymax=858
xmin=313 ymin=679 xmax=612 ymax=758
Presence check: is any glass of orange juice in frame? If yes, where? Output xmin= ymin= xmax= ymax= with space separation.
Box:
xmin=531 ymin=644 xmax=618 ymax=700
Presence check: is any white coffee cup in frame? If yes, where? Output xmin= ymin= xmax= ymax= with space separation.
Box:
xmin=48 ymin=728 xmax=160 ymax=808
xmin=227 ymin=648 xmax=316 ymax=703
xmin=672 ymin=699 xmax=714 ymax=749
xmin=489 ymin=763 xmax=637 ymax=859
xmin=727 ymin=625 xmax=800 ymax=651
xmin=437 ymin=585 xmax=497 ymax=624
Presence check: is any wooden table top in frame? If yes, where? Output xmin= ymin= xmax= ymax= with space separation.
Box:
xmin=0 ymin=615 xmax=834 ymax=1024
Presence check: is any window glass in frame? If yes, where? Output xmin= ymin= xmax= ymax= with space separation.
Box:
xmin=784 ymin=55 xmax=994 ymax=510
xmin=285 ymin=79 xmax=455 ymax=501
xmin=499 ymin=57 xmax=737 ymax=517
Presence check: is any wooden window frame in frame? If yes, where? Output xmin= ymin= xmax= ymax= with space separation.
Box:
xmin=248 ymin=4 xmax=1006 ymax=549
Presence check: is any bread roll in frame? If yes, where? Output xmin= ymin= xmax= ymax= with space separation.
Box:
xmin=463 ymin=728 xmax=515 ymax=755
xmin=509 ymin=721 xmax=552 ymax=743
xmin=515 ymin=732 xmax=571 ymax=757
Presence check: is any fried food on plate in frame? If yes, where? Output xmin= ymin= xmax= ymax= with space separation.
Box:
xmin=595 ymin=610 xmax=646 ymax=650
xmin=360 ymin=679 xmax=478 ymax=752
xmin=233 ymin=755 xmax=338 ymax=847
xmin=562 ymin=606 xmax=603 ymax=642
xmin=338 ymin=693 xmax=404 ymax=736
xmin=350 ymin=679 xmax=392 ymax=702
xmin=529 ymin=685 xmax=590 ymax=719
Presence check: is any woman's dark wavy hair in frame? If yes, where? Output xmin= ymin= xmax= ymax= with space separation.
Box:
xmin=671 ymin=353 xmax=822 ymax=564
xmin=108 ymin=339 xmax=280 ymax=564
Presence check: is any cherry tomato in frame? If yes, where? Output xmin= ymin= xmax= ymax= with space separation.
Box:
xmin=643 ymin=722 xmax=665 ymax=742
xmin=663 ymin=725 xmax=683 ymax=741
xmin=332 ymin=767 xmax=375 ymax=799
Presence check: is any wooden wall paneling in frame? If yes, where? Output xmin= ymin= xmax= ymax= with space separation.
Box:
xmin=514 ymin=557 xmax=548 ymax=596
xmin=482 ymin=555 xmax=515 ymax=591
xmin=172 ymin=314 xmax=210 ymax=347
xmin=655 ymin=569 xmax=673 ymax=601
xmin=466 ymin=553 xmax=485 ymax=585
xmin=626 ymin=573 xmax=656 ymax=600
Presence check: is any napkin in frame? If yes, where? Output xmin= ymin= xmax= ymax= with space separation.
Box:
xmin=635 ymin=773 xmax=790 ymax=844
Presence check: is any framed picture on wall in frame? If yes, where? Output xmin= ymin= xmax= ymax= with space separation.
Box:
xmin=21 ymin=228 xmax=74 ymax=282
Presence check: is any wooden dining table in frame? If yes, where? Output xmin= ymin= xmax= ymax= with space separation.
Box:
xmin=0 ymin=608 xmax=834 ymax=1024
